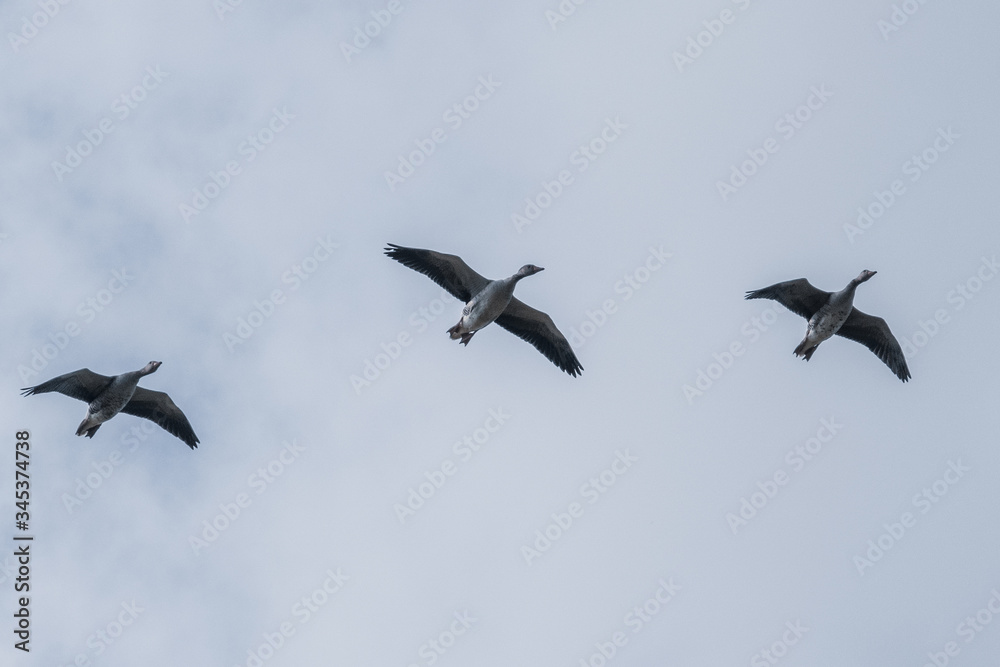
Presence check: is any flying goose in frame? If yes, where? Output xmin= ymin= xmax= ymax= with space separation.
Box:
xmin=745 ymin=270 xmax=910 ymax=382
xmin=21 ymin=361 xmax=200 ymax=448
xmin=385 ymin=243 xmax=583 ymax=376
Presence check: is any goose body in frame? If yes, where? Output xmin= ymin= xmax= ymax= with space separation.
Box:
xmin=449 ymin=264 xmax=543 ymax=344
xmin=745 ymin=270 xmax=911 ymax=382
xmin=385 ymin=243 xmax=583 ymax=376
xmin=22 ymin=361 xmax=200 ymax=448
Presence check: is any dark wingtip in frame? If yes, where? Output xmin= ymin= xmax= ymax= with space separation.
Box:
xmin=20 ymin=387 xmax=33 ymax=396
xmin=563 ymin=359 xmax=583 ymax=377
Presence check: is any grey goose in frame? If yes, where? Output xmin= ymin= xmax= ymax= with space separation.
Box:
xmin=385 ymin=243 xmax=583 ymax=376
xmin=745 ymin=270 xmax=910 ymax=382
xmin=21 ymin=361 xmax=200 ymax=448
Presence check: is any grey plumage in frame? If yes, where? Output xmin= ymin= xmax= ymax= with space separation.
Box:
xmin=385 ymin=243 xmax=583 ymax=376
xmin=21 ymin=361 xmax=200 ymax=448
xmin=745 ymin=271 xmax=910 ymax=382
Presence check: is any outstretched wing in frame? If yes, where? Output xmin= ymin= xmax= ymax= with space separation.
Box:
xmin=384 ymin=243 xmax=490 ymax=302
xmin=120 ymin=387 xmax=200 ymax=449
xmin=21 ymin=369 xmax=113 ymax=402
xmin=835 ymin=308 xmax=911 ymax=382
xmin=745 ymin=278 xmax=831 ymax=320
xmin=494 ymin=298 xmax=583 ymax=377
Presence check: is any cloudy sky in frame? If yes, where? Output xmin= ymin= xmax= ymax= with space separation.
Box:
xmin=2 ymin=0 xmax=999 ymax=665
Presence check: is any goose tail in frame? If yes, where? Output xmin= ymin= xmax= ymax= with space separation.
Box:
xmin=793 ymin=338 xmax=818 ymax=361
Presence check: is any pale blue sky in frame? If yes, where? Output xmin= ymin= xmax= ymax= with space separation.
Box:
xmin=2 ymin=1 xmax=999 ymax=665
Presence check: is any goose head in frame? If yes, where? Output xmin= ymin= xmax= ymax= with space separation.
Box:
xmin=141 ymin=361 xmax=162 ymax=375
xmin=515 ymin=264 xmax=544 ymax=279
xmin=856 ymin=269 xmax=877 ymax=283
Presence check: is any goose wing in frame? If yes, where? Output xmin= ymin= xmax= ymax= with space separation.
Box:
xmin=21 ymin=368 xmax=113 ymax=402
xmin=835 ymin=308 xmax=911 ymax=382
xmin=745 ymin=278 xmax=831 ymax=320
xmin=385 ymin=243 xmax=490 ymax=302
xmin=494 ymin=297 xmax=583 ymax=377
xmin=120 ymin=387 xmax=200 ymax=449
